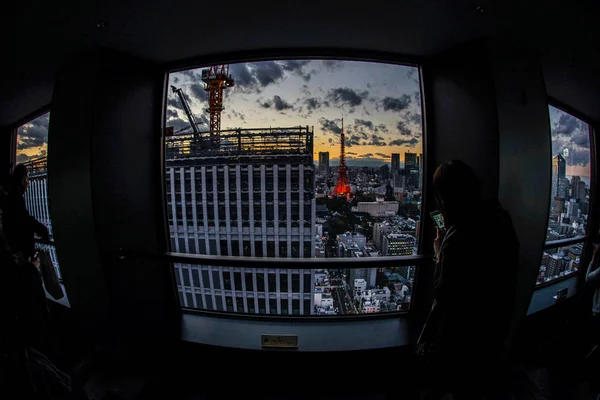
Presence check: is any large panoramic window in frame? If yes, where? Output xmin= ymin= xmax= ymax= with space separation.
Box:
xmin=164 ymin=60 xmax=424 ymax=315
xmin=536 ymin=105 xmax=592 ymax=285
xmin=15 ymin=112 xmax=66 ymax=294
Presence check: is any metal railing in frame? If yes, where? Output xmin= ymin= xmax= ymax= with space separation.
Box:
xmin=120 ymin=249 xmax=430 ymax=320
xmin=23 ymin=158 xmax=63 ymax=282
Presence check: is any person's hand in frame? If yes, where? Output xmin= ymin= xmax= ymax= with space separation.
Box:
xmin=32 ymin=256 xmax=41 ymax=270
xmin=433 ymin=227 xmax=445 ymax=262
xmin=592 ymin=243 xmax=600 ymax=264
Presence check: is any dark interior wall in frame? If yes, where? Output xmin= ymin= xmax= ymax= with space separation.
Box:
xmin=490 ymin=42 xmax=552 ymax=346
xmin=422 ymin=40 xmax=499 ymax=201
xmin=49 ymin=57 xmax=114 ymax=345
xmin=0 ymin=127 xmax=14 ymax=189
xmin=48 ymin=49 xmax=179 ymax=357
xmin=88 ymin=50 xmax=181 ymax=351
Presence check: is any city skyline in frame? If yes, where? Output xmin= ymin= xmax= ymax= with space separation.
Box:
xmin=166 ymin=60 xmax=423 ymax=167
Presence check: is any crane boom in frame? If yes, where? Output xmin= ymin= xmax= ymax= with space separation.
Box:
xmin=171 ymin=85 xmax=199 ymax=134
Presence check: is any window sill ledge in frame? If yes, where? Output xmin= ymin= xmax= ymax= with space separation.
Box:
xmin=181 ymin=312 xmax=417 ymax=351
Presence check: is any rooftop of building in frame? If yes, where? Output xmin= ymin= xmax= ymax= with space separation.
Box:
xmin=165 ymin=126 xmax=314 ymax=165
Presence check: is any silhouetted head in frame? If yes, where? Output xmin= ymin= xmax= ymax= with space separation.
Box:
xmin=433 ymin=160 xmax=482 ymax=225
xmin=11 ymin=164 xmax=29 ymax=194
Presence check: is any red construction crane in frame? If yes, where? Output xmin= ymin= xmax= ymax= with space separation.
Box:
xmin=201 ymin=65 xmax=234 ymax=146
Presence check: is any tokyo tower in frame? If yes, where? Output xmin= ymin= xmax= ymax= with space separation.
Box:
xmin=332 ymin=118 xmax=353 ymax=199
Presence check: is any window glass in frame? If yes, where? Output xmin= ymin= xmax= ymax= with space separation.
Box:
xmin=15 ymin=112 xmax=67 ymax=300
xmin=166 ymin=60 xmax=423 ymax=314
xmin=537 ymin=106 xmax=592 ymax=285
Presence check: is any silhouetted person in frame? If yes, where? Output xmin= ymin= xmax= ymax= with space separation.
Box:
xmin=585 ymin=242 xmax=600 ymax=398
xmin=3 ymin=164 xmax=50 ymax=260
xmin=0 ymin=175 xmax=73 ymax=399
xmin=416 ymin=160 xmax=519 ymax=399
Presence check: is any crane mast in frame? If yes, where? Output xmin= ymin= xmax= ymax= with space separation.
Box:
xmin=201 ymin=65 xmax=234 ymax=147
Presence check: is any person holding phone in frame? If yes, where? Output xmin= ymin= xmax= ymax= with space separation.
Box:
xmin=416 ymin=160 xmax=519 ymax=399
xmin=585 ymin=242 xmax=600 ymax=357
xmin=1 ymin=164 xmax=49 ymax=261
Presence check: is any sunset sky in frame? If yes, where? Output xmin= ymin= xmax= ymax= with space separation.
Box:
xmin=166 ymin=60 xmax=424 ymax=167
xmin=13 ymin=69 xmax=591 ymax=180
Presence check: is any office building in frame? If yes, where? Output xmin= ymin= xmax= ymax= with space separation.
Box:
xmin=551 ymin=154 xmax=566 ymax=199
xmin=318 ymin=151 xmax=330 ymax=175
xmin=356 ymin=200 xmax=399 ymax=216
xmin=166 ymin=127 xmax=316 ymax=314
xmin=404 ymin=151 xmax=419 ymax=188
xmin=382 ymin=233 xmax=416 ymax=256
xmin=391 ymin=153 xmax=400 ymax=174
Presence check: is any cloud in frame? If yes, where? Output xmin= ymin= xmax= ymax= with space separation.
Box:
xmin=382 ymin=95 xmax=412 ymax=112
xmin=569 ymin=149 xmax=591 ymax=166
xmin=413 ymin=91 xmax=421 ymax=106
xmin=319 ymin=117 xmax=342 ymax=134
xmin=273 ymin=95 xmax=293 ymax=111
xmin=17 ymin=149 xmax=47 ymax=164
xmin=389 ymin=138 xmax=419 ymax=147
xmin=326 ymin=87 xmax=369 ymax=110
xmin=258 ymin=95 xmax=294 ymax=111
xmin=305 ymin=97 xmax=330 ymax=111
xmin=17 ymin=114 xmax=49 ymax=150
xmin=166 ymin=118 xmax=190 ymax=132
xmin=368 ymin=134 xmax=387 ymax=146
xmin=354 ymin=119 xmax=375 ymax=130
xmin=167 ymin=109 xmax=178 ymax=119
xmin=322 ymin=60 xmax=342 ymax=70
xmin=229 ymin=110 xmax=246 ymax=122
xmin=229 ymin=61 xmax=315 ymax=94
xmin=408 ymin=112 xmax=422 ymax=126
xmin=550 ymin=108 xmax=590 ymax=166
xmin=167 ymin=97 xmax=181 ymax=109
xmin=347 ymin=134 xmax=362 ymax=146
xmin=181 ymin=70 xmax=198 ymax=79
xmin=347 ymin=152 xmax=357 ymax=155
xmin=280 ymin=60 xmax=312 ymax=81
xmin=363 ymin=153 xmax=374 ymax=158
xmin=396 ymin=121 xmax=412 ymax=136
xmin=189 ymin=83 xmax=205 ymax=101
xmin=300 ymin=84 xmax=311 ymax=96
xmin=168 ymin=89 xmax=193 ymax=109
xmin=572 ymin=131 xmax=589 ymax=147
xmin=229 ymin=62 xmax=283 ymax=93
xmin=553 ymin=113 xmax=582 ymax=136
xmin=352 ymin=119 xmax=388 ymax=137
xmin=376 ymin=153 xmax=391 ymax=158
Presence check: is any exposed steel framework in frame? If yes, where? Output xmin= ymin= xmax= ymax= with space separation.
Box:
xmin=202 ymin=65 xmax=234 ymax=146
xmin=332 ymin=118 xmax=353 ymax=199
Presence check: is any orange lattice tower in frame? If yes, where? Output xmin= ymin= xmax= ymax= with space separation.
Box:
xmin=332 ymin=118 xmax=353 ymax=199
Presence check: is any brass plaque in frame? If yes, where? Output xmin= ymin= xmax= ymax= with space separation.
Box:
xmin=261 ymin=334 xmax=298 ymax=348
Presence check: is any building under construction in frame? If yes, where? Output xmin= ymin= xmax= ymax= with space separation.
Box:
xmin=166 ymin=126 xmax=316 ymax=314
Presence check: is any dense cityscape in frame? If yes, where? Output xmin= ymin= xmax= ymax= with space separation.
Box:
xmin=165 ymin=125 xmax=422 ymax=315
xmin=162 ymin=60 xmax=426 ymax=315
xmin=537 ymin=153 xmax=590 ymax=284
xmin=14 ymin=66 xmax=592 ymax=314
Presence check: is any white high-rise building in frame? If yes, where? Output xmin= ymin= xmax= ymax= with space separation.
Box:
xmin=166 ymin=127 xmax=316 ymax=315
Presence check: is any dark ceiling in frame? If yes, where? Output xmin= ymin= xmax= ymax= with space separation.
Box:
xmin=2 ymin=0 xmax=599 ymax=127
